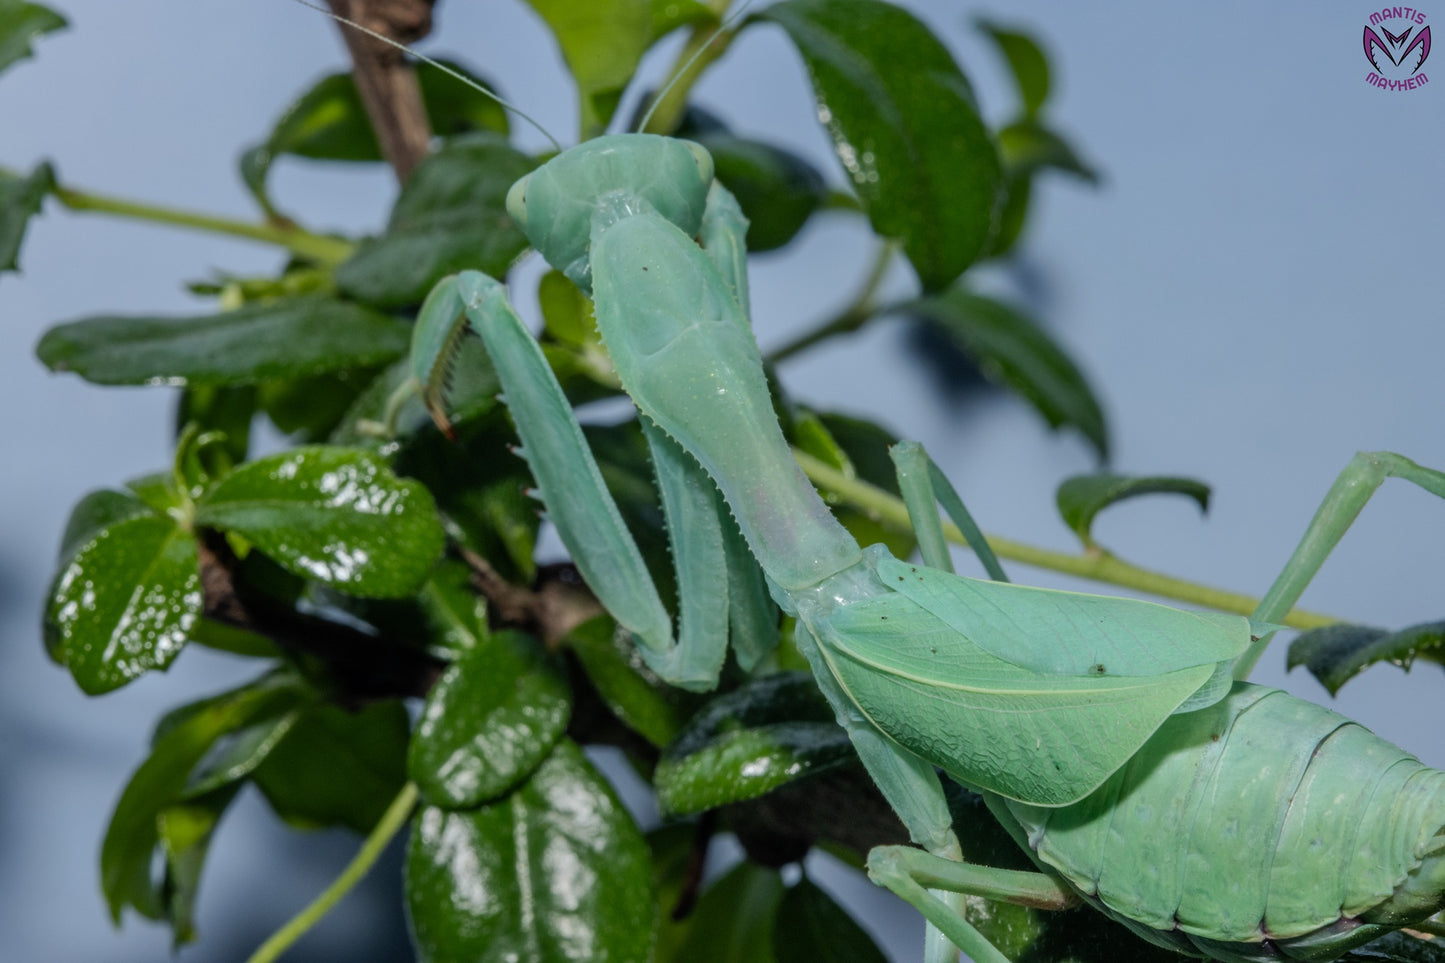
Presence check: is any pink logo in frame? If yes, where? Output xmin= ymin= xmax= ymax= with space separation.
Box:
xmin=1365 ymin=7 xmax=1432 ymax=90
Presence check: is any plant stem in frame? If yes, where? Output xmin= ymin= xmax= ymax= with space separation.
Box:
xmin=49 ymin=180 xmax=353 ymax=264
xmin=245 ymin=782 xmax=420 ymax=963
xmin=794 ymin=451 xmax=1339 ymax=630
xmin=641 ymin=16 xmax=739 ymax=135
xmin=766 ymin=242 xmax=898 ymax=364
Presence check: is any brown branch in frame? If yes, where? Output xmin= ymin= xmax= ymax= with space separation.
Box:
xmin=325 ymin=0 xmax=435 ymax=181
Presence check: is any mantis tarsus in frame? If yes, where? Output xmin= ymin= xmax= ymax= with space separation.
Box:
xmin=399 ymin=131 xmax=1445 ymax=963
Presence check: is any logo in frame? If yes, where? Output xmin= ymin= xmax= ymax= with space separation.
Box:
xmin=1364 ymin=7 xmax=1431 ymax=90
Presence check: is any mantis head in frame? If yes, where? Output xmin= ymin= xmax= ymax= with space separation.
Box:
xmin=506 ymin=133 xmax=715 ymax=292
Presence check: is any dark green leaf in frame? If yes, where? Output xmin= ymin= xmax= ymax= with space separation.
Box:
xmin=157 ymin=785 xmax=241 ymax=946
xmin=176 ymin=384 xmax=255 ymax=469
xmin=1341 ymin=931 xmax=1445 ymax=962
xmin=669 ymin=861 xmax=783 ymax=963
xmin=394 ymin=417 xmax=537 ymax=585
xmin=36 ymin=296 xmax=408 ymax=386
xmin=988 ymin=171 xmax=1031 ymax=259
xmin=0 ymin=1 xmax=64 ymax=74
xmin=907 ymin=289 xmax=1109 ymax=459
xmin=772 ymin=876 xmax=887 ymax=963
xmin=1055 ymin=473 xmax=1210 ymax=547
xmin=997 ymin=120 xmax=1099 ymax=182
xmin=54 ymin=487 xmax=152 ymax=564
xmin=409 ymin=630 xmax=571 ymax=808
xmin=763 ymin=0 xmax=1002 ymax=290
xmin=47 ymin=514 xmax=200 ymax=694
xmin=413 ymin=558 xmax=489 ymax=659
xmin=538 ymin=268 xmax=594 ymax=349
xmin=0 ymin=160 xmax=54 ymax=272
xmin=1288 ymin=620 xmax=1445 ymax=696
xmin=102 ymin=674 xmax=308 ymax=922
xmin=241 ymin=60 xmax=509 ymax=214
xmin=975 ymin=18 xmax=1050 ymax=119
xmin=694 ymin=133 xmax=828 ymax=252
xmin=125 ymin=471 xmax=185 ymax=515
xmin=523 ymin=0 xmax=651 ymax=137
xmin=195 ymin=446 xmax=443 ymax=596
xmin=807 ymin=410 xmax=916 ymax=561
xmin=181 ymin=706 xmax=305 ymax=799
xmin=648 ymin=825 xmax=701 ymax=961
xmin=406 ymin=739 xmax=655 ymax=962
xmin=258 ymin=368 xmax=378 ymax=441
xmin=656 ymin=673 xmax=851 ymax=815
xmin=252 ymin=699 xmax=410 ymax=832
xmin=334 ymin=133 xmax=533 ymax=308
xmin=565 ymin=614 xmax=700 ymax=749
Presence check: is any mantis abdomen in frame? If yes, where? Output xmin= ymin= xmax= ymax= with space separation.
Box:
xmin=992 ymin=683 xmax=1445 ymax=961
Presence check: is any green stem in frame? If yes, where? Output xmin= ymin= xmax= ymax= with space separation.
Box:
xmin=49 ymin=180 xmax=353 ymax=264
xmin=794 ymin=451 xmax=1340 ymax=630
xmin=641 ymin=18 xmax=740 ymax=135
xmin=246 ymin=782 xmax=420 ymax=963
xmin=766 ymin=243 xmax=898 ymax=364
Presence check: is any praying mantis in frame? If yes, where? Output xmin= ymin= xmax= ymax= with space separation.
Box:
xmin=390 ymin=130 xmax=1445 ymax=963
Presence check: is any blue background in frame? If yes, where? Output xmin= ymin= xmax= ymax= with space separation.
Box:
xmin=0 ymin=2 xmax=1441 ymax=959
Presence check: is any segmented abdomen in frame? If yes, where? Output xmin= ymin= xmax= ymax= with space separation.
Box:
xmin=995 ymin=683 xmax=1445 ymax=961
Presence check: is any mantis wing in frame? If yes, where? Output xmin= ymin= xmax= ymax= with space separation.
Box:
xmin=814 ymin=588 xmax=1223 ymax=806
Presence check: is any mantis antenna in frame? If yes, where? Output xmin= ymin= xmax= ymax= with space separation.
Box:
xmin=287 ymin=0 xmax=563 ymax=152
xmin=635 ymin=0 xmax=754 ymax=133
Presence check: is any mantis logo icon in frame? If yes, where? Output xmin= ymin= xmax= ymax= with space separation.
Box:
xmin=1364 ymin=7 xmax=1432 ymax=90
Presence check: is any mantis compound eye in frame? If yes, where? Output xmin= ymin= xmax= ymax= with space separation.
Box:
xmin=505 ymin=174 xmax=531 ymax=232
xmin=681 ymin=139 xmax=714 ymax=191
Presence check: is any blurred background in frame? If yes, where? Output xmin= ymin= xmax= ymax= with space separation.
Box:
xmin=0 ymin=1 xmax=1441 ymax=959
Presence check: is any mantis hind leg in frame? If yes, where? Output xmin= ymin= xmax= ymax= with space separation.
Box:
xmin=1236 ymin=451 xmax=1445 ymax=678
xmin=890 ymin=441 xmax=1009 ymax=582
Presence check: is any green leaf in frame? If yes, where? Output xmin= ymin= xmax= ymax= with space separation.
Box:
xmin=413 ymin=558 xmax=489 ymax=659
xmin=1340 ymin=931 xmax=1445 ymax=962
xmin=102 ymin=673 xmax=308 ymax=923
xmin=656 ymin=673 xmax=852 ymax=815
xmin=36 ymin=295 xmax=408 ymax=386
xmin=0 ymin=1 xmax=64 ymax=74
xmin=335 ymin=134 xmax=534 ymax=308
xmin=409 ymin=630 xmax=571 ymax=808
xmin=538 ymin=268 xmax=594 ymax=349
xmin=406 ymin=739 xmax=655 ymax=962
xmin=668 ymin=861 xmax=783 ymax=963
xmin=907 ymin=288 xmax=1109 ymax=459
xmin=975 ymin=18 xmax=1050 ymax=119
xmin=764 ymin=0 xmax=1002 ymax=290
xmin=772 ymin=877 xmax=887 ymax=963
xmin=523 ymin=0 xmax=652 ymax=137
xmin=394 ymin=418 xmax=537 ymax=585
xmin=997 ymin=120 xmax=1099 ymax=182
xmin=176 ymin=384 xmax=255 ymax=469
xmin=156 ymin=785 xmax=241 ymax=946
xmin=0 ymin=160 xmax=54 ymax=272
xmin=1055 ymin=473 xmax=1211 ymax=547
xmin=694 ymin=133 xmax=828 ymax=252
xmin=252 ymin=699 xmax=411 ymax=833
xmin=565 ymin=614 xmax=700 ymax=749
xmin=46 ymin=514 xmax=201 ymax=694
xmin=195 ymin=446 xmax=444 ymax=597
xmin=806 ymin=410 xmax=917 ymax=561
xmin=241 ymin=60 xmax=509 ymax=215
xmin=1288 ymin=620 xmax=1445 ymax=696
xmin=651 ymin=0 xmax=713 ymax=40
xmin=53 ymin=487 xmax=153 ymax=565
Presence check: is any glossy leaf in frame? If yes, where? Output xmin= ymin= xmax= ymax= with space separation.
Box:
xmin=102 ymin=674 xmax=308 ymax=922
xmin=523 ymin=0 xmax=651 ymax=137
xmin=1056 ymin=473 xmax=1210 ymax=547
xmin=1340 ymin=931 xmax=1445 ymax=962
xmin=47 ymin=514 xmax=201 ymax=694
xmin=252 ymin=699 xmax=411 ymax=833
xmin=1288 ymin=620 xmax=1445 ymax=696
xmin=408 ymin=630 xmax=571 ymax=808
xmin=764 ymin=0 xmax=1001 ymax=290
xmin=334 ymin=133 xmax=532 ymax=308
xmin=406 ymin=739 xmax=655 ymax=962
xmin=53 ymin=487 xmax=152 ymax=566
xmin=0 ymin=1 xmax=64 ymax=74
xmin=0 ymin=159 xmax=53 ymax=271
xmin=907 ymin=288 xmax=1109 ymax=459
xmin=36 ymin=296 xmax=408 ymax=386
xmin=695 ymin=133 xmax=828 ymax=252
xmin=976 ymin=18 xmax=1050 ymax=118
xmin=656 ymin=673 xmax=851 ymax=815
xmin=772 ymin=877 xmax=887 ymax=963
xmin=195 ymin=446 xmax=444 ymax=597
xmin=565 ymin=614 xmax=700 ymax=749
xmin=667 ymin=861 xmax=784 ymax=963
xmin=240 ymin=60 xmax=509 ymax=214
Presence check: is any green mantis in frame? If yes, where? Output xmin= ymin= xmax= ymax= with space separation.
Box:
xmin=399 ymin=132 xmax=1445 ymax=962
